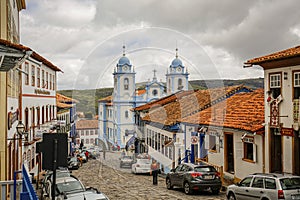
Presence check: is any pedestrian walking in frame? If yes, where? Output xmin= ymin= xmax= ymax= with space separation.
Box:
xmin=85 ymin=150 xmax=89 ymax=161
xmin=103 ymin=150 xmax=106 ymax=160
xmin=150 ymin=160 xmax=159 ymax=185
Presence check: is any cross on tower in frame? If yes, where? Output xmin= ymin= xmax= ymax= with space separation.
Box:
xmin=153 ymin=69 xmax=157 ymax=78
xmin=123 ymin=45 xmax=126 ymax=56
xmin=175 ymin=48 xmax=178 ymax=58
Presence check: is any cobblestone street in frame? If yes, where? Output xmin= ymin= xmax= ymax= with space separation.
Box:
xmin=71 ymin=151 xmax=226 ymax=200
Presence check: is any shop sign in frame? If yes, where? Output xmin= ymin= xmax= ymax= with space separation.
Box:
xmin=281 ymin=127 xmax=294 ymax=137
xmin=34 ymin=89 xmax=50 ymax=95
xmin=8 ymin=110 xmax=18 ymax=130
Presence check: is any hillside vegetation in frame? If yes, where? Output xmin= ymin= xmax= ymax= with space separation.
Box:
xmin=58 ymin=78 xmax=263 ymax=116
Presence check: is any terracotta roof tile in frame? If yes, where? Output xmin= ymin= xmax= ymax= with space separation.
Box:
xmin=57 ymin=102 xmax=73 ymax=108
xmin=142 ymin=85 xmax=250 ymax=126
xmin=245 ymin=45 xmax=300 ymax=65
xmin=99 ymin=95 xmax=112 ymax=102
xmin=136 ymin=89 xmax=146 ymax=96
xmin=76 ymin=119 xmax=98 ymax=129
xmin=180 ymin=89 xmax=265 ymax=132
xmin=134 ymin=90 xmax=195 ymax=111
xmin=0 ymin=39 xmax=62 ymax=72
xmin=56 ymin=93 xmax=78 ymax=103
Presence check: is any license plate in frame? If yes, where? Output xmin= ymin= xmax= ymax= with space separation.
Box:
xmin=203 ymin=175 xmax=213 ymax=179
xmin=292 ymin=194 xmax=300 ymax=200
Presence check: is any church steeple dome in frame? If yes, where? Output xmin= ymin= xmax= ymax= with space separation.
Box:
xmin=170 ymin=48 xmax=184 ymax=68
xmin=117 ymin=45 xmax=131 ymax=67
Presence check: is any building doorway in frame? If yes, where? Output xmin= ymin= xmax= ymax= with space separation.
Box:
xmin=294 ymin=131 xmax=300 ymax=175
xmin=270 ymin=131 xmax=282 ymax=173
xmin=225 ymin=133 xmax=234 ymax=173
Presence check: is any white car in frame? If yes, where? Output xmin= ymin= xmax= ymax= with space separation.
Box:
xmin=131 ymin=158 xmax=151 ymax=174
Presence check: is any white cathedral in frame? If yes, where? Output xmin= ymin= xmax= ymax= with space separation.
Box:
xmin=98 ymin=46 xmax=189 ymax=149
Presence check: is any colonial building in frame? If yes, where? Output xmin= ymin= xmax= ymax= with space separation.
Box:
xmin=134 ymin=85 xmax=263 ymax=177
xmin=76 ymin=119 xmax=99 ymax=148
xmin=0 ymin=39 xmax=62 ymax=182
xmin=56 ymin=93 xmax=78 ymax=154
xmin=245 ymin=45 xmax=300 ymax=175
xmin=98 ymin=46 xmax=189 ymax=150
xmin=0 ymin=0 xmax=26 ymax=182
xmin=180 ymin=89 xmax=265 ymax=180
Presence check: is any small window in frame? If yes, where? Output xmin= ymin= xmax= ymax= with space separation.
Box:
xmin=294 ymin=72 xmax=300 ymax=99
xmin=270 ymin=74 xmax=281 ymax=88
xmin=125 ymin=111 xmax=129 ymax=118
xmin=243 ymin=137 xmax=255 ymax=161
xmin=152 ymin=89 xmax=158 ymax=96
xmin=37 ymin=68 xmax=40 ymax=87
xmin=31 ymin=65 xmax=35 ymax=86
xmin=124 ymin=78 xmax=129 ymax=90
xmin=25 ymin=63 xmax=29 ymax=85
xmin=178 ymin=78 xmax=183 ymax=90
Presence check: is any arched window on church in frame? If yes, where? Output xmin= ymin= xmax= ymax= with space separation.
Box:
xmin=124 ymin=78 xmax=129 ymax=90
xmin=178 ymin=78 xmax=183 ymax=90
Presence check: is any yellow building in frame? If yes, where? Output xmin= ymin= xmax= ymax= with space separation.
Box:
xmin=0 ymin=0 xmax=26 ymax=181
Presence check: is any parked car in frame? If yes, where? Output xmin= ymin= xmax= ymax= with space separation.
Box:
xmin=120 ymin=155 xmax=134 ymax=168
xmin=68 ymin=157 xmax=80 ymax=170
xmin=61 ymin=187 xmax=110 ymax=200
xmin=166 ymin=163 xmax=222 ymax=195
xmin=226 ymin=173 xmax=300 ymax=200
xmin=41 ymin=169 xmax=71 ymax=198
xmin=131 ymin=158 xmax=151 ymax=174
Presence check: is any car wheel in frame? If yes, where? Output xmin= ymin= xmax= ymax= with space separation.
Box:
xmin=166 ymin=178 xmax=173 ymax=190
xmin=212 ymin=188 xmax=220 ymax=195
xmin=227 ymin=193 xmax=236 ymax=200
xmin=184 ymin=182 xmax=192 ymax=194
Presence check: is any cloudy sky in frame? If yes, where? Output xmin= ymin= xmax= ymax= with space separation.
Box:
xmin=20 ymin=0 xmax=300 ymax=90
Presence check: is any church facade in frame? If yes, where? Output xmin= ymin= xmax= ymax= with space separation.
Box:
xmin=98 ymin=46 xmax=189 ymax=149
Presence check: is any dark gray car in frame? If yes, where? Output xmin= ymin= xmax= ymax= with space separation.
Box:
xmin=166 ymin=163 xmax=222 ymax=195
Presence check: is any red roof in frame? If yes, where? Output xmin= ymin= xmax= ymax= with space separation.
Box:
xmin=76 ymin=120 xmax=98 ymax=129
xmin=0 ymin=39 xmax=62 ymax=72
xmin=134 ymin=90 xmax=195 ymax=111
xmin=180 ymin=89 xmax=265 ymax=132
xmin=142 ymin=85 xmax=251 ymax=126
xmin=245 ymin=45 xmax=300 ymax=65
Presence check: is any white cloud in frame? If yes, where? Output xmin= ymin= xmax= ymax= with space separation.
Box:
xmin=20 ymin=0 xmax=300 ymax=90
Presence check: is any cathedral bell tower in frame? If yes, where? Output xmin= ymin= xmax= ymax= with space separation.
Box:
xmin=112 ymin=45 xmax=136 ymax=148
xmin=113 ymin=45 xmax=136 ymax=102
xmin=166 ymin=48 xmax=189 ymax=95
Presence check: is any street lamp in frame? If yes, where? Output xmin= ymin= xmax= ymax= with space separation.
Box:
xmin=16 ymin=120 xmax=28 ymax=140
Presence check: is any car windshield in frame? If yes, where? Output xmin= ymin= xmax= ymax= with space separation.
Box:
xmin=137 ymin=159 xmax=151 ymax=164
xmin=280 ymin=178 xmax=300 ymax=190
xmin=70 ymin=157 xmax=78 ymax=162
xmin=56 ymin=180 xmax=85 ymax=194
xmin=194 ymin=167 xmax=216 ymax=172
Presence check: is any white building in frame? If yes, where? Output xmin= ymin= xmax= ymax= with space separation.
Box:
xmin=245 ymin=45 xmax=300 ymax=175
xmin=98 ymin=46 xmax=189 ymax=150
xmin=20 ymin=50 xmax=62 ymax=176
xmin=76 ymin=119 xmax=99 ymax=148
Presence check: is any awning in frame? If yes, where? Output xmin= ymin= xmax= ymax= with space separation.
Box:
xmin=0 ymin=44 xmax=31 ymax=71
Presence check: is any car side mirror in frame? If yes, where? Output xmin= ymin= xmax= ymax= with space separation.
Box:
xmin=236 ymin=182 xmax=241 ymax=186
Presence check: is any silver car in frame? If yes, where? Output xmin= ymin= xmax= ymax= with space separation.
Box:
xmin=226 ymin=173 xmax=300 ymax=200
